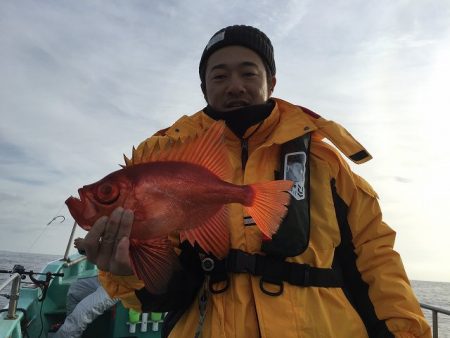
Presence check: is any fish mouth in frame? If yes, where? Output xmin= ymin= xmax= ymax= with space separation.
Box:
xmin=66 ymin=188 xmax=85 ymax=209
xmin=65 ymin=189 xmax=96 ymax=230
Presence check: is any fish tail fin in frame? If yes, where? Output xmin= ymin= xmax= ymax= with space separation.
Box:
xmin=129 ymin=237 xmax=179 ymax=294
xmin=243 ymin=180 xmax=293 ymax=238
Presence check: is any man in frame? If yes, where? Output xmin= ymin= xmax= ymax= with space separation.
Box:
xmin=54 ymin=238 xmax=118 ymax=338
xmin=81 ymin=25 xmax=431 ymax=337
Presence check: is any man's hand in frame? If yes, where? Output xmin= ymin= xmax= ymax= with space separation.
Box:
xmin=74 ymin=237 xmax=83 ymax=249
xmin=81 ymin=207 xmax=134 ymax=276
xmin=73 ymin=237 xmax=87 ymax=255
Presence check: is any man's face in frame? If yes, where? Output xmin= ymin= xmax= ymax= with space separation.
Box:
xmin=204 ymin=46 xmax=276 ymax=112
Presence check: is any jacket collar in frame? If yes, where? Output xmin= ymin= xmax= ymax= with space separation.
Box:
xmin=162 ymin=98 xmax=316 ymax=142
xmin=160 ymin=98 xmax=370 ymax=164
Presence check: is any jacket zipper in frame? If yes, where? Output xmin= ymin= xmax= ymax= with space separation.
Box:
xmin=241 ymin=138 xmax=249 ymax=170
xmin=240 ymin=121 xmax=266 ymax=171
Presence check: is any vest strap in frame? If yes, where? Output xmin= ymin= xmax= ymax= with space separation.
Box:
xmin=204 ymin=249 xmax=343 ymax=296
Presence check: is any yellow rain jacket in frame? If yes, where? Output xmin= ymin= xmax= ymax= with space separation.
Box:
xmin=99 ymin=98 xmax=430 ymax=338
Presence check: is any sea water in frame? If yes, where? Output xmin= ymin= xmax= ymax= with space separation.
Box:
xmin=1 ymin=250 xmax=449 ymax=336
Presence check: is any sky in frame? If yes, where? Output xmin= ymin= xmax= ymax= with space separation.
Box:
xmin=1 ymin=0 xmax=449 ymax=282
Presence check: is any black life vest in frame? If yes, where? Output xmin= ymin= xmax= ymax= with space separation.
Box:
xmin=202 ymin=132 xmax=343 ymax=296
xmin=262 ymin=133 xmax=311 ymax=257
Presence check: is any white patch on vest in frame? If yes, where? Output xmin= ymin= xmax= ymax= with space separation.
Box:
xmin=243 ymin=217 xmax=255 ymax=225
xmin=284 ymin=151 xmax=307 ymax=201
xmin=206 ymin=31 xmax=225 ymax=50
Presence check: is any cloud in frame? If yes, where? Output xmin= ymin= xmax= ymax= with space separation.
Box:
xmin=1 ymin=0 xmax=450 ymax=282
xmin=394 ymin=176 xmax=412 ymax=184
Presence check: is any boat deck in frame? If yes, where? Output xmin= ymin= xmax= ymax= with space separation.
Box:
xmin=1 ymin=254 xmax=163 ymax=338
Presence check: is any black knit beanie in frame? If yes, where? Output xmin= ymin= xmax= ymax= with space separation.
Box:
xmin=199 ymin=25 xmax=276 ymax=86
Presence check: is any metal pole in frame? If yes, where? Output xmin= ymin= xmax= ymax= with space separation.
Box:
xmin=0 ymin=274 xmax=18 ymax=292
xmin=420 ymin=303 xmax=450 ymax=338
xmin=6 ymin=273 xmax=21 ymax=319
xmin=432 ymin=310 xmax=438 ymax=338
xmin=63 ymin=221 xmax=78 ymax=261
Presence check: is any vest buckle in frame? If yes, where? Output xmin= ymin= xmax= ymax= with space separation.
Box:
xmin=259 ymin=277 xmax=284 ymax=296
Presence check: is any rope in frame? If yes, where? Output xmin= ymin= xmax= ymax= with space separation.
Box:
xmin=193 ymin=276 xmax=210 ymax=338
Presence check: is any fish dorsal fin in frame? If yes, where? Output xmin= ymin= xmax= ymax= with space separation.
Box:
xmin=140 ymin=121 xmax=230 ymax=181
xmin=129 ymin=237 xmax=179 ymax=294
xmin=180 ymin=205 xmax=229 ymax=259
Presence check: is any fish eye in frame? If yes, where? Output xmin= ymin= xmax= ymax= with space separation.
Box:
xmin=95 ymin=182 xmax=119 ymax=204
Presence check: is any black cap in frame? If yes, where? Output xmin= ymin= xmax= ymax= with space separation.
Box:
xmin=199 ymin=25 xmax=276 ymax=85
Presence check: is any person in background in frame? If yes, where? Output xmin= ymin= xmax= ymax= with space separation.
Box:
xmin=81 ymin=25 xmax=431 ymax=337
xmin=54 ymin=238 xmax=118 ymax=338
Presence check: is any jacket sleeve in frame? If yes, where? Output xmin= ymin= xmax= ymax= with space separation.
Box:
xmin=98 ymin=270 xmax=145 ymax=311
xmin=337 ymin=169 xmax=431 ymax=338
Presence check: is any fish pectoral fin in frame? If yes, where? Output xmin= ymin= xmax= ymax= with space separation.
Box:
xmin=129 ymin=237 xmax=179 ymax=294
xmin=180 ymin=205 xmax=229 ymax=259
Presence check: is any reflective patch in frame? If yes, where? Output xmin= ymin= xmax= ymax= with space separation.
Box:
xmin=243 ymin=216 xmax=255 ymax=226
xmin=206 ymin=31 xmax=225 ymax=50
xmin=283 ymin=151 xmax=307 ymax=201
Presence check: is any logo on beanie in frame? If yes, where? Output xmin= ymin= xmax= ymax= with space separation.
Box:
xmin=206 ymin=31 xmax=225 ymax=50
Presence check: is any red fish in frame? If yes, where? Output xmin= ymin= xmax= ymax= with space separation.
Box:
xmin=66 ymin=122 xmax=293 ymax=293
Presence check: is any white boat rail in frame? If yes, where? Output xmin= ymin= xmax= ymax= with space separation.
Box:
xmin=420 ymin=303 xmax=450 ymax=338
xmin=63 ymin=221 xmax=78 ymax=261
xmin=0 ymin=272 xmax=21 ymax=319
xmin=1 ymin=267 xmax=64 ymax=321
xmin=63 ymin=255 xmax=87 ymax=267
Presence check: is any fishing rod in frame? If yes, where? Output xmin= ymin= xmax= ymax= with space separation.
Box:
xmin=0 ymin=265 xmax=64 ymax=302
xmin=27 ymin=213 xmax=66 ymax=253
xmin=0 ymin=266 xmax=65 ymax=338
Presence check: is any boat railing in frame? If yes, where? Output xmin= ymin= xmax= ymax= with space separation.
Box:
xmin=420 ymin=303 xmax=450 ymax=338
xmin=0 ymin=273 xmax=21 ymax=319
xmin=63 ymin=255 xmax=87 ymax=267
xmin=2 ymin=271 xmax=449 ymax=337
xmin=1 ymin=266 xmax=65 ymax=324
xmin=63 ymin=221 xmax=78 ymax=261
